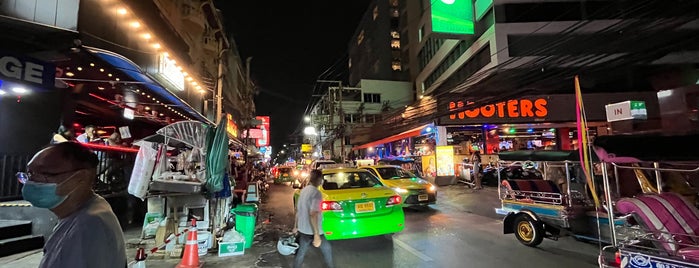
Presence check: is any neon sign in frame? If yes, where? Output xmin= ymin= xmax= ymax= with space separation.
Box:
xmin=449 ymin=98 xmax=548 ymax=120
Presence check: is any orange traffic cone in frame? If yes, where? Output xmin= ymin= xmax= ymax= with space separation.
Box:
xmin=177 ymin=219 xmax=201 ymax=268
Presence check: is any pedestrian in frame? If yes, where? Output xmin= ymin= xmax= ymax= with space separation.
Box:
xmin=471 ymin=150 xmax=482 ymax=190
xmin=17 ymin=142 xmax=126 ymax=268
xmin=76 ymin=125 xmax=99 ymax=143
xmin=293 ymin=169 xmax=333 ymax=268
xmin=51 ymin=125 xmax=75 ymax=144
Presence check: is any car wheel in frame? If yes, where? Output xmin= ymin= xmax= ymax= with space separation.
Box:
xmin=513 ymin=214 xmax=544 ymax=247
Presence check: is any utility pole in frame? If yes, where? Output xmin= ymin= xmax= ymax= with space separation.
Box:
xmin=317 ymin=80 xmax=344 ymax=162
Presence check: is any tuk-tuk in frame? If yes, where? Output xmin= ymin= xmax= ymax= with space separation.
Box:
xmin=593 ymin=134 xmax=699 ymax=268
xmin=496 ymin=150 xmax=628 ymax=247
xmin=377 ymin=157 xmax=423 ymax=178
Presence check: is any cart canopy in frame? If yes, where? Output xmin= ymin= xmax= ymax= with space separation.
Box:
xmin=593 ymin=133 xmax=699 ymax=163
xmin=498 ymin=150 xmax=596 ymax=162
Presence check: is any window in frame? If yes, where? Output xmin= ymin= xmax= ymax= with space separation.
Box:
xmin=377 ymin=167 xmax=416 ymax=179
xmin=344 ymin=114 xmax=361 ymax=124
xmin=363 ymin=93 xmax=381 ymax=103
xmin=392 ymin=60 xmax=402 ymax=71
xmin=344 ymin=136 xmax=352 ymax=145
xmin=364 ymin=114 xmax=377 ymax=124
xmin=418 ymin=26 xmax=424 ymax=42
xmin=391 ymin=31 xmax=400 ymax=39
xmin=365 ymin=168 xmax=379 ymax=178
xmin=391 ymin=39 xmax=400 ymax=49
xmin=341 ymin=89 xmax=362 ymax=102
xmin=322 ymin=172 xmax=382 ymax=190
xmin=357 ymin=30 xmax=365 ymax=45
xmin=373 ymin=6 xmax=378 ymax=20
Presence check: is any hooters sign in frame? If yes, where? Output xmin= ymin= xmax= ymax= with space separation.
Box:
xmin=443 ymin=97 xmax=549 ymax=124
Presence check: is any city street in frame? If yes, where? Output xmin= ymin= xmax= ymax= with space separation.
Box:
xmin=263 ymin=184 xmax=599 ymax=268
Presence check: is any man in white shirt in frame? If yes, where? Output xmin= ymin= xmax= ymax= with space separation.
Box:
xmin=293 ymin=170 xmax=333 ymax=268
xmin=76 ymin=125 xmax=97 ymax=143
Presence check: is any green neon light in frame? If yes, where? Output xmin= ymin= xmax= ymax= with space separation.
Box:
xmin=431 ymin=0 xmax=475 ymax=35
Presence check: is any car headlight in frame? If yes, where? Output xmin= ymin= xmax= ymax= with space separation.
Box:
xmin=393 ymin=187 xmax=409 ymax=194
xmin=428 ymin=184 xmax=436 ymax=192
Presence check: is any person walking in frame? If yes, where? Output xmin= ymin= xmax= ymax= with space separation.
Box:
xmin=292 ymin=169 xmax=334 ymax=268
xmin=17 ymin=142 xmax=126 ymax=267
xmin=471 ymin=150 xmax=483 ymax=190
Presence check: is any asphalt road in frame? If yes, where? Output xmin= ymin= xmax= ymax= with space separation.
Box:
xmin=264 ymin=183 xmax=600 ymax=268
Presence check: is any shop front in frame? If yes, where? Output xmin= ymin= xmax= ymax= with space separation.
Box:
xmin=438 ymin=92 xmax=661 ymax=164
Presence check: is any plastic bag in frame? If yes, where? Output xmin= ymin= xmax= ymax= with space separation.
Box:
xmin=128 ymin=141 xmax=158 ymax=200
xmin=222 ymin=229 xmax=245 ymax=243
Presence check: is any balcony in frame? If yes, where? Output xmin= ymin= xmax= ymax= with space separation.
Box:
xmin=180 ymin=0 xmax=205 ymax=32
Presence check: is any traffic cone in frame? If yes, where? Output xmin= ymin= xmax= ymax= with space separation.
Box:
xmin=133 ymin=248 xmax=147 ymax=268
xmin=177 ymin=219 xmax=201 ymax=268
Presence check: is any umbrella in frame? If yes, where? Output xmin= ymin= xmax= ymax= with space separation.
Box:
xmin=205 ymin=115 xmax=229 ymax=193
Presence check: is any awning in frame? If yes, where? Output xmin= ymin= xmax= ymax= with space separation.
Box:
xmin=352 ymin=124 xmax=432 ymax=150
xmin=85 ymin=46 xmax=213 ymax=125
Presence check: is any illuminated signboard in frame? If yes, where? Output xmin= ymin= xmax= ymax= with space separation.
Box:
xmin=158 ymin=54 xmax=185 ymax=91
xmin=256 ymin=116 xmax=270 ymax=147
xmin=431 ymin=0 xmax=475 ymax=35
xmin=301 ymin=144 xmax=312 ymax=153
xmin=436 ymin=146 xmax=455 ymax=176
xmin=226 ymin=114 xmax=238 ymax=138
xmin=449 ymin=98 xmax=549 ymax=121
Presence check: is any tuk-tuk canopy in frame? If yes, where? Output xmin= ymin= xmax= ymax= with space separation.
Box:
xmin=498 ymin=150 xmax=597 ymax=162
xmin=378 ymin=157 xmax=415 ymax=165
xmin=593 ymin=133 xmax=699 ymax=162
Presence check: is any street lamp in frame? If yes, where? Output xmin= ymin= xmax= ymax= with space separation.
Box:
xmin=304 ymin=116 xmax=311 ymax=122
xmin=303 ymin=126 xmax=317 ymax=136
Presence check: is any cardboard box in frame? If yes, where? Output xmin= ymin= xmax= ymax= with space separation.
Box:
xmin=218 ymin=241 xmax=245 ymax=257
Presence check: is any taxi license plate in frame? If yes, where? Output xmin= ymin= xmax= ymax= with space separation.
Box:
xmin=418 ymin=194 xmax=429 ymax=201
xmin=355 ymin=202 xmax=375 ymax=213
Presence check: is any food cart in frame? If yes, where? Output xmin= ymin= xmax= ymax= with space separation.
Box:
xmin=127 ymin=120 xmax=232 ymax=256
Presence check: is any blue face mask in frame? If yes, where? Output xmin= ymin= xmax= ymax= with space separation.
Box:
xmin=21 ymin=172 xmax=79 ymax=209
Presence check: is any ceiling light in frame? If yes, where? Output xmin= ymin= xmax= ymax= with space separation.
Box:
xmin=186 ymin=77 xmax=193 ymax=81
xmin=152 ymin=97 xmax=156 ymax=100
xmin=99 ymin=68 xmax=104 ymax=72
xmin=145 ymin=106 xmax=151 ymax=110
xmin=182 ymin=72 xmax=188 ymax=76
xmin=142 ymin=33 xmax=152 ymax=40
xmin=159 ymin=113 xmax=164 ymax=116
xmin=108 ymin=73 xmax=112 ymax=77
xmin=199 ymin=90 xmax=205 ymax=94
xmin=141 ymin=92 xmax=145 ymax=95
xmin=97 ymin=86 xmax=105 ymax=90
xmin=77 ymin=67 xmax=83 ymax=71
xmin=146 ymin=95 xmax=150 ymax=98
xmin=115 ymin=78 xmax=120 ymax=81
xmin=130 ymin=21 xmax=140 ymax=28
xmin=66 ymin=72 xmax=75 ymax=77
xmin=156 ymin=100 xmax=160 ymax=103
xmin=152 ymin=43 xmax=161 ymax=49
xmin=12 ymin=87 xmax=28 ymax=94
xmin=162 ymin=52 xmax=169 ymax=57
xmin=196 ymin=86 xmax=202 ymax=90
xmin=90 ymin=63 xmax=95 ymax=67
xmin=116 ymin=8 xmax=127 ymax=15
xmin=191 ymin=82 xmax=198 ymax=86
xmin=135 ymin=89 xmax=140 ymax=92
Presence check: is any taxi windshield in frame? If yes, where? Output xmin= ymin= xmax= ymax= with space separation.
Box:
xmin=322 ymin=172 xmax=382 ymax=190
xmin=279 ymin=167 xmax=292 ymax=173
xmin=376 ymin=167 xmax=415 ymax=180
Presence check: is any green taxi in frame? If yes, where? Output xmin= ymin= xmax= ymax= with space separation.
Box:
xmin=293 ymin=167 xmax=405 ymax=240
xmin=361 ymin=165 xmax=437 ymax=207
xmin=275 ymin=166 xmax=294 ymax=184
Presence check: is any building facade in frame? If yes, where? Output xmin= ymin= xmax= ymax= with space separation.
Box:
xmin=348 ymin=0 xmax=409 ymax=87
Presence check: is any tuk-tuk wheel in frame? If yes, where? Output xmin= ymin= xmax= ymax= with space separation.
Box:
xmin=514 ymin=214 xmax=544 ymax=247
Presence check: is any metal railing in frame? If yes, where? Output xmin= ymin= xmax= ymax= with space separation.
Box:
xmin=0 ymin=145 xmax=138 ymax=201
xmin=500 ymin=189 xmax=565 ymax=205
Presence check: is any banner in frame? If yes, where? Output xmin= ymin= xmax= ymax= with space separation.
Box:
xmin=256 ymin=116 xmax=270 ymax=147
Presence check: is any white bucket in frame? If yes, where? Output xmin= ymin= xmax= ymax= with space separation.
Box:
xmin=197 ymin=231 xmax=211 ymax=256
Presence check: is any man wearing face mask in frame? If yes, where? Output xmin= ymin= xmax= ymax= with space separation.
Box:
xmin=17 ymin=142 xmax=126 ymax=268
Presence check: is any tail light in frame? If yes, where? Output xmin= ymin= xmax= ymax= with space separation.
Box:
xmin=321 ymin=201 xmax=343 ymax=211
xmin=386 ymin=195 xmax=402 ymax=206
xmin=599 ymin=246 xmax=621 ymax=267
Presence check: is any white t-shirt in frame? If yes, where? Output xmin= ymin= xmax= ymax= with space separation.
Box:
xmin=39 ymin=195 xmax=126 ymax=268
xmin=296 ymin=185 xmax=323 ymax=235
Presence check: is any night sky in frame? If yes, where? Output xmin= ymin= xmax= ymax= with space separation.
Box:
xmin=215 ymin=1 xmax=372 ymax=152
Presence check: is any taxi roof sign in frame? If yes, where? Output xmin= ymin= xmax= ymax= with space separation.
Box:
xmin=319 ymin=163 xmax=354 ymax=169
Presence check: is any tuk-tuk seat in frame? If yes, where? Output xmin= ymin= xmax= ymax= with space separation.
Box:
xmin=501 ymin=179 xmax=563 ymax=204
xmin=617 ymin=192 xmax=699 ymax=261
xmin=502 ymin=179 xmax=561 ymax=194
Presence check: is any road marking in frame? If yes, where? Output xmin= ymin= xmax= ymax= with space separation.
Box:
xmin=394 ymin=238 xmax=433 ymax=262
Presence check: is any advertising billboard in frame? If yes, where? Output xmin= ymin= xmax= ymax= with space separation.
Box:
xmin=431 ymin=0 xmax=475 ymax=35
xmin=256 ymin=116 xmax=270 ymax=147
xmin=436 ymin=146 xmax=455 ymax=176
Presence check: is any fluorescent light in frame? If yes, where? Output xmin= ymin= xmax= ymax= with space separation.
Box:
xmin=12 ymin=87 xmax=28 ymax=94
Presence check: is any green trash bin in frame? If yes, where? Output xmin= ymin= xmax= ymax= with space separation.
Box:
xmin=232 ymin=204 xmax=258 ymax=249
